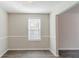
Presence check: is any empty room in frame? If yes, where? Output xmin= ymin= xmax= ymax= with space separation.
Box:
xmin=0 ymin=0 xmax=79 ymax=58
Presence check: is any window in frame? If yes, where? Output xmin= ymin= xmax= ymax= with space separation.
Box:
xmin=28 ymin=18 xmax=41 ymax=41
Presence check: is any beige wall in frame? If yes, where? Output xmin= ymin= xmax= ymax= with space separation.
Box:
xmin=8 ymin=13 xmax=50 ymax=49
xmin=0 ymin=8 xmax=8 ymax=57
xmin=57 ymin=4 xmax=79 ymax=50
xmin=58 ymin=13 xmax=79 ymax=49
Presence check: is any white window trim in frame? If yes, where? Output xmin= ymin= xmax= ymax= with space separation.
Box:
xmin=28 ymin=18 xmax=41 ymax=41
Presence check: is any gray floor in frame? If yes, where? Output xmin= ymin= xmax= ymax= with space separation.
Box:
xmin=59 ymin=50 xmax=79 ymax=58
xmin=2 ymin=50 xmax=56 ymax=58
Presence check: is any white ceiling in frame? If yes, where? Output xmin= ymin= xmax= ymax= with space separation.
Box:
xmin=0 ymin=1 xmax=77 ymax=13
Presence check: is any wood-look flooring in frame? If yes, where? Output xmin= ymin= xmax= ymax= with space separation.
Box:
xmin=2 ymin=50 xmax=56 ymax=58
xmin=59 ymin=50 xmax=79 ymax=58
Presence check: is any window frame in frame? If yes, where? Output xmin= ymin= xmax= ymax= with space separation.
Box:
xmin=28 ymin=18 xmax=41 ymax=41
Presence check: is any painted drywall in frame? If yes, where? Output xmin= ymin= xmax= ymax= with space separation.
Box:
xmin=49 ymin=2 xmax=77 ymax=55
xmin=57 ymin=3 xmax=79 ymax=50
xmin=49 ymin=3 xmax=77 ymax=56
xmin=49 ymin=13 xmax=58 ymax=56
xmin=58 ymin=13 xmax=79 ymax=49
xmin=59 ymin=4 xmax=79 ymax=15
xmin=8 ymin=13 xmax=50 ymax=49
xmin=0 ymin=8 xmax=8 ymax=57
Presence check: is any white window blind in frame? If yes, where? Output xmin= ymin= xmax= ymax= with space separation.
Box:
xmin=28 ymin=18 xmax=41 ymax=41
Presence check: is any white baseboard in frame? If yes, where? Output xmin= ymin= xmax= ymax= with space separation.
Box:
xmin=58 ymin=48 xmax=79 ymax=50
xmin=0 ymin=49 xmax=8 ymax=58
xmin=8 ymin=48 xmax=49 ymax=50
xmin=49 ymin=49 xmax=59 ymax=57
